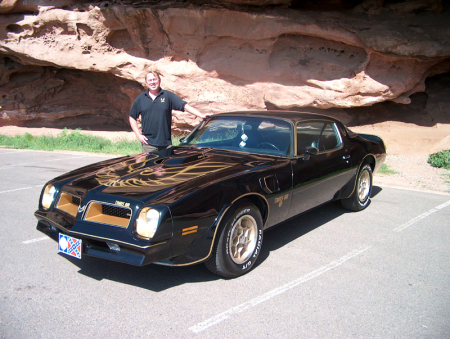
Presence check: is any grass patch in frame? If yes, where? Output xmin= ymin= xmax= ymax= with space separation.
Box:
xmin=442 ymin=173 xmax=450 ymax=184
xmin=172 ymin=133 xmax=189 ymax=146
xmin=378 ymin=163 xmax=398 ymax=175
xmin=0 ymin=129 xmax=190 ymax=155
xmin=428 ymin=150 xmax=450 ymax=170
xmin=0 ymin=129 xmax=141 ymax=155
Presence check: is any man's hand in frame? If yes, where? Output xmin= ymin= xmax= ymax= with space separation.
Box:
xmin=129 ymin=116 xmax=148 ymax=144
xmin=137 ymin=134 xmax=149 ymax=145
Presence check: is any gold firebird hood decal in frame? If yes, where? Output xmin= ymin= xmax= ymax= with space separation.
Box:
xmin=95 ymin=158 xmax=235 ymax=189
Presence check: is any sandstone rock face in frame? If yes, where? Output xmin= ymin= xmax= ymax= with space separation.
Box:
xmin=0 ymin=0 xmax=449 ymax=131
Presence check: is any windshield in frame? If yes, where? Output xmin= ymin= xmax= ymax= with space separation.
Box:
xmin=181 ymin=116 xmax=293 ymax=157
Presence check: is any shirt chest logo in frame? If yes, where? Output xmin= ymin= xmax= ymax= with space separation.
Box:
xmin=161 ymin=98 xmax=165 ymax=103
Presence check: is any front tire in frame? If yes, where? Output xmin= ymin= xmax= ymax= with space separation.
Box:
xmin=341 ymin=164 xmax=373 ymax=211
xmin=205 ymin=204 xmax=263 ymax=278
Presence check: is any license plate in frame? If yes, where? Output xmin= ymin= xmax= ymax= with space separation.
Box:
xmin=59 ymin=233 xmax=82 ymax=259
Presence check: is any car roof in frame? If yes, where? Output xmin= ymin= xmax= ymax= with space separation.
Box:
xmin=215 ymin=110 xmax=342 ymax=125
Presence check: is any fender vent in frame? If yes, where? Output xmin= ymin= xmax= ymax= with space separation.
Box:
xmin=259 ymin=175 xmax=280 ymax=194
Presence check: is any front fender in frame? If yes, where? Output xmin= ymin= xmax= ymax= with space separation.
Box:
xmin=168 ymin=203 xmax=232 ymax=266
xmin=166 ymin=180 xmax=267 ymax=265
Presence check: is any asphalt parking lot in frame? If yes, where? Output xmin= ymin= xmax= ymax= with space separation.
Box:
xmin=1 ymin=149 xmax=449 ymax=338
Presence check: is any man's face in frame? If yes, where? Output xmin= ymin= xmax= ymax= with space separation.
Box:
xmin=146 ymin=73 xmax=160 ymax=92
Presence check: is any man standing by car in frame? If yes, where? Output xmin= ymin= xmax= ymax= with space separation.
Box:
xmin=129 ymin=70 xmax=206 ymax=153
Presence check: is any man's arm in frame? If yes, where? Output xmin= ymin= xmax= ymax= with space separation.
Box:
xmin=184 ymin=104 xmax=206 ymax=119
xmin=129 ymin=116 xmax=148 ymax=145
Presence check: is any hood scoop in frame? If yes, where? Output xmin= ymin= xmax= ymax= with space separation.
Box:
xmin=158 ymin=152 xmax=210 ymax=166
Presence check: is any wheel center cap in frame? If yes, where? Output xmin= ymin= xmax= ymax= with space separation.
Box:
xmin=239 ymin=235 xmax=246 ymax=245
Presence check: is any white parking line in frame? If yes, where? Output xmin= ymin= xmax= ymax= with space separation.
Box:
xmin=0 ymin=185 xmax=42 ymax=194
xmin=0 ymin=155 xmax=87 ymax=170
xmin=189 ymin=245 xmax=371 ymax=333
xmin=22 ymin=237 xmax=50 ymax=244
xmin=394 ymin=199 xmax=450 ymax=232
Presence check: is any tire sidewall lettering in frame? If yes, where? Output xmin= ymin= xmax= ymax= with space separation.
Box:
xmin=242 ymin=261 xmax=251 ymax=270
xmin=232 ymin=208 xmax=250 ymax=225
xmin=225 ymin=230 xmax=231 ymax=255
xmin=252 ymin=229 xmax=262 ymax=259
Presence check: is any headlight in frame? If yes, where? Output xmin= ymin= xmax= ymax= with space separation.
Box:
xmin=41 ymin=185 xmax=57 ymax=210
xmin=136 ymin=207 xmax=160 ymax=239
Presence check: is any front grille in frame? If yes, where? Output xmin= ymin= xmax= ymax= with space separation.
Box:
xmin=102 ymin=204 xmax=130 ymax=219
xmin=84 ymin=202 xmax=131 ymax=228
xmin=56 ymin=193 xmax=81 ymax=217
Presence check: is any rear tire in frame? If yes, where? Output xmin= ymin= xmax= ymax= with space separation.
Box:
xmin=341 ymin=164 xmax=373 ymax=212
xmin=205 ymin=204 xmax=263 ymax=278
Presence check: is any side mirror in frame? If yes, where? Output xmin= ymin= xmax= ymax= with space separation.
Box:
xmin=302 ymin=146 xmax=318 ymax=160
xmin=304 ymin=146 xmax=318 ymax=155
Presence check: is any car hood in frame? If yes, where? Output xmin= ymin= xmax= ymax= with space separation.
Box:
xmin=59 ymin=147 xmax=277 ymax=202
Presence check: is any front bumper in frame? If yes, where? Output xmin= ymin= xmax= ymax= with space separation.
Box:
xmin=35 ymin=212 xmax=173 ymax=266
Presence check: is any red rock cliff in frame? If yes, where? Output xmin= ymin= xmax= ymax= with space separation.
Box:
xmin=1 ymin=0 xmax=449 ymax=131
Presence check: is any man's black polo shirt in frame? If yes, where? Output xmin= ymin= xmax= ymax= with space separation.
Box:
xmin=130 ymin=89 xmax=186 ymax=147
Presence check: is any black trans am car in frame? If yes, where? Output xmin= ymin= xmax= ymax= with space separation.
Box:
xmin=35 ymin=111 xmax=386 ymax=278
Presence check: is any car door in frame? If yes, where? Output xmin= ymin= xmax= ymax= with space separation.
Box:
xmin=287 ymin=120 xmax=353 ymax=219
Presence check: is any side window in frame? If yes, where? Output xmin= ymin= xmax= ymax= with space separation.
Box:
xmin=320 ymin=123 xmax=342 ymax=152
xmin=296 ymin=121 xmax=342 ymax=155
xmin=296 ymin=121 xmax=324 ymax=155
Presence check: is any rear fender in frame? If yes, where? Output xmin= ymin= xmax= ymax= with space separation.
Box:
xmin=339 ymin=155 xmax=375 ymax=199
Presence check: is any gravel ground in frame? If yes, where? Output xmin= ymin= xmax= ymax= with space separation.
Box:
xmin=375 ymin=154 xmax=450 ymax=194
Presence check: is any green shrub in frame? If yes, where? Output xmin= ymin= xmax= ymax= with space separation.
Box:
xmin=428 ymin=150 xmax=450 ymax=170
